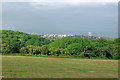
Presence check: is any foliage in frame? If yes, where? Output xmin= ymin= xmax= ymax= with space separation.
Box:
xmin=20 ymin=45 xmax=41 ymax=55
xmin=2 ymin=30 xmax=52 ymax=53
xmin=48 ymin=37 xmax=119 ymax=59
xmin=1 ymin=30 xmax=119 ymax=60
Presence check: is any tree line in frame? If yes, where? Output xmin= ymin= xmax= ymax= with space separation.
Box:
xmin=1 ymin=30 xmax=120 ymax=59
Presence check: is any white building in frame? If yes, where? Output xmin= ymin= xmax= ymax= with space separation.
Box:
xmin=62 ymin=35 xmax=67 ymax=37
xmin=88 ymin=32 xmax=92 ymax=37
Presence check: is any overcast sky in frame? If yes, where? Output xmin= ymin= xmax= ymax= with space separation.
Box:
xmin=2 ymin=0 xmax=118 ymax=38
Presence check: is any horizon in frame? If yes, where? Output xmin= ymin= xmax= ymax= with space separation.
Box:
xmin=1 ymin=29 xmax=118 ymax=38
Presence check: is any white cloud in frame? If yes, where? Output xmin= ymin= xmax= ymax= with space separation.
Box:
xmin=3 ymin=0 xmax=119 ymax=9
xmin=3 ymin=0 xmax=119 ymax=3
xmin=63 ymin=0 xmax=118 ymax=6
xmin=28 ymin=0 xmax=119 ymax=9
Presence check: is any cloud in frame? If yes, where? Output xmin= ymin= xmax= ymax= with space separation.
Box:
xmin=3 ymin=0 xmax=119 ymax=9
xmin=27 ymin=0 xmax=118 ymax=9
xmin=3 ymin=0 xmax=119 ymax=3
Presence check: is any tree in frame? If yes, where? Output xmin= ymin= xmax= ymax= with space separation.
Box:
xmin=67 ymin=43 xmax=82 ymax=55
xmin=2 ymin=43 xmax=11 ymax=54
xmin=9 ymin=38 xmax=21 ymax=53
xmin=49 ymin=47 xmax=59 ymax=55
xmin=41 ymin=46 xmax=49 ymax=55
xmin=20 ymin=47 xmax=27 ymax=55
xmin=20 ymin=45 xmax=42 ymax=55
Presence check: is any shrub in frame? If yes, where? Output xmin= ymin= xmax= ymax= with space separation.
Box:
xmin=41 ymin=45 xmax=49 ymax=55
xmin=87 ymin=53 xmax=96 ymax=57
xmin=20 ymin=45 xmax=41 ymax=55
xmin=79 ymin=53 xmax=85 ymax=58
xmin=49 ymin=47 xmax=59 ymax=56
xmin=20 ymin=47 xmax=27 ymax=54
xmin=59 ymin=48 xmax=70 ymax=56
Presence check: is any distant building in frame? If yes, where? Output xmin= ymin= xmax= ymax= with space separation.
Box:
xmin=88 ymin=32 xmax=92 ymax=40
xmin=62 ymin=35 xmax=67 ymax=37
xmin=88 ymin=32 xmax=92 ymax=37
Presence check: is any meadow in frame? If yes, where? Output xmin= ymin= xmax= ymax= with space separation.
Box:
xmin=2 ymin=56 xmax=118 ymax=78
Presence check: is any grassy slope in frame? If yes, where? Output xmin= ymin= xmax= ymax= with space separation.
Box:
xmin=2 ymin=56 xmax=118 ymax=78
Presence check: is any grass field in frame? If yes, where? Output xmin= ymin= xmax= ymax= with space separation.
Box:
xmin=2 ymin=56 xmax=118 ymax=78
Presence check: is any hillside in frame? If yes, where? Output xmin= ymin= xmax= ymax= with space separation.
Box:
xmin=2 ymin=30 xmax=52 ymax=53
xmin=1 ymin=30 xmax=120 ymax=60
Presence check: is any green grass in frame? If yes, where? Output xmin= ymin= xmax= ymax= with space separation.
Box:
xmin=71 ymin=67 xmax=91 ymax=72
xmin=2 ymin=53 xmax=112 ymax=60
xmin=2 ymin=56 xmax=118 ymax=78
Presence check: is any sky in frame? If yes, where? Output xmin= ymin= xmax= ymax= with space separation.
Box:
xmin=2 ymin=0 xmax=118 ymax=38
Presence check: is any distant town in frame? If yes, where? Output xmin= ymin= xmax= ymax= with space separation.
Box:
xmin=28 ymin=32 xmax=110 ymax=40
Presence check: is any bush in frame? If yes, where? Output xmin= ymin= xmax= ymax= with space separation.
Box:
xmin=20 ymin=45 xmax=41 ymax=55
xmin=67 ymin=43 xmax=82 ymax=55
xmin=113 ymin=54 xmax=120 ymax=60
xmin=25 ymin=53 xmax=32 ymax=56
xmin=20 ymin=47 xmax=27 ymax=54
xmin=79 ymin=53 xmax=85 ymax=58
xmin=59 ymin=48 xmax=70 ymax=56
xmin=49 ymin=47 xmax=59 ymax=56
xmin=87 ymin=53 xmax=96 ymax=57
xmin=41 ymin=46 xmax=49 ymax=55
